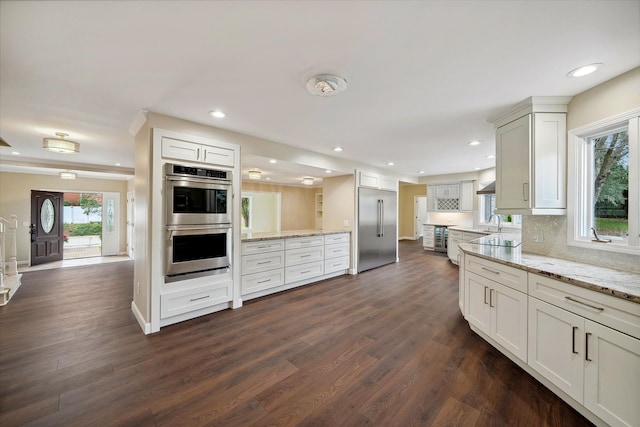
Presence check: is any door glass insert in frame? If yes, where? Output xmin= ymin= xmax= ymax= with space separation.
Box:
xmin=41 ymin=198 xmax=55 ymax=233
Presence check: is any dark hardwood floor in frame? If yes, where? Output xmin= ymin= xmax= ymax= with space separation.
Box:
xmin=0 ymin=240 xmax=592 ymax=426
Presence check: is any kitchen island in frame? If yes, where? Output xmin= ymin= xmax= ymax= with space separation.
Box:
xmin=458 ymin=240 xmax=640 ymax=427
xmin=241 ymin=229 xmax=351 ymax=301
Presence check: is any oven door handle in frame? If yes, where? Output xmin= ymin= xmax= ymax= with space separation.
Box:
xmin=166 ymin=224 xmax=231 ymax=233
xmin=166 ymin=175 xmax=231 ymax=187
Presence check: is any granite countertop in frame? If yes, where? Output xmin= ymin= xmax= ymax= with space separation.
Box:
xmin=448 ymin=226 xmax=492 ymax=234
xmin=423 ymin=223 xmax=455 ymax=227
xmin=459 ymin=242 xmax=640 ymax=304
xmin=241 ymin=229 xmax=349 ymax=242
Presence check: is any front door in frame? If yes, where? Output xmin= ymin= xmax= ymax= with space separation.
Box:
xmin=30 ymin=190 xmax=64 ymax=265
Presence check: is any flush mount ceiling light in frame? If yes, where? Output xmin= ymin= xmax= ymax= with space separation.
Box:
xmin=248 ymin=169 xmax=262 ymax=180
xmin=306 ymin=74 xmax=347 ymax=96
xmin=209 ymin=110 xmax=226 ymax=118
xmin=566 ymin=63 xmax=603 ymax=78
xmin=302 ymin=177 xmax=314 ymax=185
xmin=43 ymin=132 xmax=79 ymax=154
xmin=59 ymin=171 xmax=77 ymax=180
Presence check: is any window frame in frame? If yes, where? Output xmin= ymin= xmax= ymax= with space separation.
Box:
xmin=477 ymin=190 xmax=521 ymax=228
xmin=567 ymin=108 xmax=640 ymax=254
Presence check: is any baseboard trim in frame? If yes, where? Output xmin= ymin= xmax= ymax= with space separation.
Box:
xmin=131 ymin=301 xmax=151 ymax=334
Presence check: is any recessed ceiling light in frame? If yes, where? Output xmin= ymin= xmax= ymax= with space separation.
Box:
xmin=269 ymin=159 xmax=277 ymax=164
xmin=325 ymin=170 xmax=332 ymax=174
xmin=11 ymin=151 xmax=20 ymax=155
xmin=474 ymin=167 xmax=481 ymax=170
xmin=333 ymin=146 xmax=343 ymax=152
xmin=486 ymin=154 xmax=495 ymax=159
xmin=566 ymin=63 xmax=603 ymax=78
xmin=115 ymin=163 xmax=121 ymax=166
xmin=418 ymin=171 xmax=425 ymax=174
xmin=469 ymin=141 xmax=481 ymax=146
xmin=209 ymin=110 xmax=226 ymax=118
xmin=387 ymin=162 xmax=394 ymax=166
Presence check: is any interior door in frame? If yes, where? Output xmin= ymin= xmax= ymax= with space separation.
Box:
xmin=30 ymin=190 xmax=64 ymax=265
xmin=101 ymin=192 xmax=120 ymax=256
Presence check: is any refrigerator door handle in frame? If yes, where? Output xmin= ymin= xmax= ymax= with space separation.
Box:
xmin=377 ymin=199 xmax=382 ymax=237
xmin=380 ymin=200 xmax=384 ymax=237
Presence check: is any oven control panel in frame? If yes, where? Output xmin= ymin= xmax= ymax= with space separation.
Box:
xmin=166 ymin=163 xmax=230 ymax=180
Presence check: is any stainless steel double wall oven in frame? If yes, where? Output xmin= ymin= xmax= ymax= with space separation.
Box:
xmin=164 ymin=163 xmax=232 ymax=278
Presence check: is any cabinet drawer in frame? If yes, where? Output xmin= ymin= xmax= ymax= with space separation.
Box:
xmin=285 ymin=261 xmax=324 ymax=283
xmin=241 ymin=269 xmax=285 ymax=295
xmin=465 ymin=255 xmax=527 ymax=293
xmin=285 ymin=235 xmax=324 ymax=249
xmin=161 ymin=283 xmax=231 ymax=319
xmin=325 ymin=243 xmax=349 ymax=259
xmin=324 ymin=233 xmax=350 ymax=245
xmin=286 ymin=246 xmax=324 ymax=266
xmin=528 ymin=273 xmax=640 ymax=340
xmin=325 ymin=257 xmax=349 ymax=274
xmin=241 ymin=252 xmax=284 ymax=275
xmin=242 ymin=239 xmax=285 ymax=255
xmin=162 ymin=137 xmax=199 ymax=162
xmin=449 ymin=230 xmax=463 ymax=239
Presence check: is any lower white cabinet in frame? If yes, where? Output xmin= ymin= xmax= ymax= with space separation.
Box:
xmin=465 ymin=270 xmax=528 ymax=362
xmin=528 ymin=277 xmax=640 ymax=427
xmin=161 ymin=282 xmax=232 ymax=319
xmin=461 ymin=254 xmax=640 ymax=426
xmin=448 ymin=230 xmax=489 ymax=265
xmin=423 ymin=224 xmax=435 ymax=250
xmin=241 ymin=233 xmax=350 ymax=300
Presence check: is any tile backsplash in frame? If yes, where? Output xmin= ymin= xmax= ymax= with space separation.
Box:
xmin=522 ymin=215 xmax=640 ymax=274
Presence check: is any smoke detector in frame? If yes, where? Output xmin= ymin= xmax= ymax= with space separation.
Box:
xmin=306 ymin=74 xmax=347 ymax=96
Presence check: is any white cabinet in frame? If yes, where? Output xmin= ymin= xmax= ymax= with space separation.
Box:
xmin=447 ymin=229 xmax=489 ymax=265
xmin=495 ymin=112 xmax=566 ymax=215
xmin=324 ymin=233 xmax=350 ymax=275
xmin=161 ymin=136 xmax=234 ymax=167
xmin=359 ymin=171 xmax=397 ymax=191
xmin=465 ymin=256 xmax=528 ymax=362
xmin=427 ymin=181 xmax=474 ymax=212
xmin=459 ymin=180 xmax=475 ymax=211
xmin=241 ymin=239 xmax=285 ymax=296
xmin=458 ymin=250 xmax=466 ymax=315
xmin=423 ymin=224 xmax=435 ymax=250
xmin=528 ymin=293 xmax=640 ymax=427
xmin=315 ymin=193 xmax=323 ymax=229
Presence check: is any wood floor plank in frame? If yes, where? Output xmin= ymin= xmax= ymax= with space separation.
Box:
xmin=0 ymin=245 xmax=594 ymax=426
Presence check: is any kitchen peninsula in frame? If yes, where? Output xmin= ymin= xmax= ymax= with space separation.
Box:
xmin=458 ymin=240 xmax=640 ymax=427
xmin=241 ymin=229 xmax=351 ymax=301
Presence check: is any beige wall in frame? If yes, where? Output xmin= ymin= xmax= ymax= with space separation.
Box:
xmin=242 ymin=181 xmax=316 ymax=230
xmin=521 ymin=67 xmax=640 ymax=272
xmin=322 ymin=174 xmax=355 ymax=232
xmin=398 ymin=184 xmax=427 ymax=239
xmin=0 ymin=171 xmax=130 ymax=264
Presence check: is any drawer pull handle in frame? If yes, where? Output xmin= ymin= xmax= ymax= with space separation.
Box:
xmin=484 ymin=286 xmax=489 ymax=304
xmin=190 ymin=295 xmax=209 ymax=302
xmin=572 ymin=326 xmax=578 ymax=354
xmin=301 ymin=270 xmax=311 ymax=274
xmin=489 ymin=289 xmax=495 ymax=308
xmin=333 ymin=263 xmax=342 ymax=267
xmin=257 ymin=245 xmax=272 ymax=249
xmin=481 ymin=267 xmax=500 ymax=275
xmin=565 ymin=296 xmax=604 ymax=312
xmin=585 ymin=332 xmax=592 ymax=361
xmin=301 ymin=254 xmax=311 ymax=258
xmin=258 ymin=279 xmax=272 ymax=284
xmin=258 ymin=261 xmax=272 ymax=265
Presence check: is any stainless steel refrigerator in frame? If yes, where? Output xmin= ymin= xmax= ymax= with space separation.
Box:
xmin=357 ymin=187 xmax=397 ymax=272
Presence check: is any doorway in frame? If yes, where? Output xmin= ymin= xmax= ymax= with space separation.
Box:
xmin=30 ymin=190 xmax=121 ymax=266
xmin=414 ymin=196 xmax=427 ymax=239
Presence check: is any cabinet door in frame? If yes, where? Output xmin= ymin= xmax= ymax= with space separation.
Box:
xmin=532 ymin=113 xmax=566 ymax=209
xmin=359 ymin=171 xmax=380 ymax=188
xmin=459 ymin=181 xmax=474 ymax=211
xmin=584 ymin=320 xmax=640 ymax=427
xmin=162 ymin=137 xmax=200 ymax=162
xmin=201 ymin=145 xmax=234 ymax=167
xmin=465 ymin=271 xmax=491 ymax=336
xmin=496 ymin=114 xmax=531 ymax=210
xmin=491 ymin=281 xmax=528 ymax=362
xmin=528 ymin=297 xmax=584 ymax=402
xmin=458 ymin=251 xmax=466 ymax=315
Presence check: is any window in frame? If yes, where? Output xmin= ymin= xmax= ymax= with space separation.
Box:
xmin=241 ymin=196 xmax=252 ymax=230
xmin=568 ymin=110 xmax=639 ymax=253
xmin=478 ymin=193 xmax=521 ymax=227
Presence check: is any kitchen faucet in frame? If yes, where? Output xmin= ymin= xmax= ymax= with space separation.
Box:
xmin=489 ymin=213 xmax=503 ymax=233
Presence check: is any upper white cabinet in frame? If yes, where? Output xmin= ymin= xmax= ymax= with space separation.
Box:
xmin=358 ymin=171 xmax=397 ymax=191
xmin=493 ymin=97 xmax=570 ymax=215
xmin=162 ymin=136 xmax=235 ymax=167
xmin=427 ymin=181 xmax=474 ymax=212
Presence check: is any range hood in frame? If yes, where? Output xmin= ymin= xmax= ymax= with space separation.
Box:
xmin=476 ymin=181 xmax=495 ymax=194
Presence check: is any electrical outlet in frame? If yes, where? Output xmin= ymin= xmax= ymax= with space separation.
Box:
xmin=343 ymin=220 xmax=349 ymax=227
xmin=22 ymin=221 xmax=29 ymax=227
xmin=533 ymin=229 xmax=544 ymax=243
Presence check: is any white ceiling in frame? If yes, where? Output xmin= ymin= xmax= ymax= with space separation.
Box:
xmin=1 ymin=1 xmax=639 ymax=183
